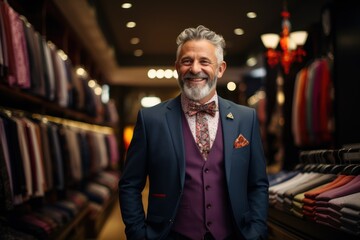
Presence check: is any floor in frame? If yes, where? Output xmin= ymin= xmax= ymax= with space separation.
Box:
xmin=96 ymin=200 xmax=126 ymax=240
xmin=97 ymin=181 xmax=149 ymax=240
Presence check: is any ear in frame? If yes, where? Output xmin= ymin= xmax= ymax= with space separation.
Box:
xmin=217 ymin=61 xmax=227 ymax=78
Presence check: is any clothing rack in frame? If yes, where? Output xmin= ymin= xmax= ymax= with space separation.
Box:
xmin=299 ymin=146 xmax=360 ymax=164
xmin=0 ymin=1 xmax=121 ymax=239
xmin=295 ymin=146 xmax=360 ymax=175
xmin=0 ymin=106 xmax=121 ymax=239
xmin=0 ymin=107 xmax=114 ymax=134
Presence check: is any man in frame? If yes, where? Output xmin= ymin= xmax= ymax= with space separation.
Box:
xmin=119 ymin=25 xmax=269 ymax=240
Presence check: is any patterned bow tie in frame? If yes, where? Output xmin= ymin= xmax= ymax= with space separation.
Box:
xmin=187 ymin=101 xmax=217 ymax=117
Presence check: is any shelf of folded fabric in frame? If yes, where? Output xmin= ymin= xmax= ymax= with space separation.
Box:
xmin=2 ymin=190 xmax=90 ymax=240
xmin=1 ymin=170 xmax=120 ymax=240
xmin=83 ymin=170 xmax=121 ymax=238
xmin=85 ymin=190 xmax=119 ymax=238
xmin=268 ymin=207 xmax=359 ymax=240
xmin=52 ymin=204 xmax=90 ymax=240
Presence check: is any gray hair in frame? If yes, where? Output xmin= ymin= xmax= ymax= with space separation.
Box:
xmin=176 ymin=25 xmax=225 ymax=64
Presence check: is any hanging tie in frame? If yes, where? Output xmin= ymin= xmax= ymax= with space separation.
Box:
xmin=187 ymin=101 xmax=217 ymax=160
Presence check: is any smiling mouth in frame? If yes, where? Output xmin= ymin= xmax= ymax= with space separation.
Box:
xmin=185 ymin=77 xmax=207 ymax=82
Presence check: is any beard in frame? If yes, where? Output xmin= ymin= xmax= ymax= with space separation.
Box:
xmin=178 ymin=71 xmax=217 ymax=101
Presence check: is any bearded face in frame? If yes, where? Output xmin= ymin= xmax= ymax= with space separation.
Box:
xmin=175 ymin=40 xmax=226 ymax=103
xmin=178 ymin=71 xmax=218 ymax=101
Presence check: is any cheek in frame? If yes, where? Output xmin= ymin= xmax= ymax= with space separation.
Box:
xmin=179 ymin=68 xmax=192 ymax=78
xmin=205 ymin=69 xmax=216 ymax=78
xmin=177 ymin=66 xmax=187 ymax=74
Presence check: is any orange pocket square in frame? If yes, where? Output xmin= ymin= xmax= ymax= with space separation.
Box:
xmin=233 ymin=134 xmax=249 ymax=148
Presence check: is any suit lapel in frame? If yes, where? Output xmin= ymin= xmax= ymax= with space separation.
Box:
xmin=218 ymin=97 xmax=238 ymax=183
xmin=165 ymin=96 xmax=186 ymax=187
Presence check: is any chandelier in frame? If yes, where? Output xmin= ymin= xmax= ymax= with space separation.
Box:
xmin=260 ymin=2 xmax=308 ymax=74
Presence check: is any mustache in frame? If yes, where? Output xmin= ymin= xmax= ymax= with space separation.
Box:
xmin=182 ymin=72 xmax=209 ymax=80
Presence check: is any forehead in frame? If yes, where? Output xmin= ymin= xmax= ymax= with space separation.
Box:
xmin=179 ymin=40 xmax=216 ymax=57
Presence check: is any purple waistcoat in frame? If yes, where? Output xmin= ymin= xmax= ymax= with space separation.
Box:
xmin=171 ymin=114 xmax=234 ymax=239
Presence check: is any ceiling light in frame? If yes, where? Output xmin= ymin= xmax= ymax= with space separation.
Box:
xmin=290 ymin=31 xmax=308 ymax=46
xmin=141 ymin=96 xmax=161 ymax=108
xmin=126 ymin=21 xmax=136 ymax=28
xmin=94 ymin=86 xmax=102 ymax=95
xmin=88 ymin=79 xmax=96 ymax=88
xmin=130 ymin=37 xmax=140 ymax=44
xmin=134 ymin=49 xmax=143 ymax=57
xmin=260 ymin=2 xmax=307 ymax=74
xmin=246 ymin=12 xmax=257 ymax=18
xmin=101 ymin=84 xmax=109 ymax=103
xmin=250 ymin=68 xmax=266 ymax=78
xmin=147 ymin=69 xmax=156 ymax=79
xmin=261 ymin=34 xmax=280 ymax=49
xmin=76 ymin=67 xmax=87 ymax=77
xmin=164 ymin=69 xmax=173 ymax=79
xmin=246 ymin=57 xmax=257 ymax=67
xmin=234 ymin=28 xmax=244 ymax=36
xmin=156 ymin=69 xmax=165 ymax=79
xmin=227 ymin=82 xmax=236 ymax=91
xmin=121 ymin=3 xmax=132 ymax=9
xmin=173 ymin=70 xmax=178 ymax=79
xmin=148 ymin=69 xmax=177 ymax=79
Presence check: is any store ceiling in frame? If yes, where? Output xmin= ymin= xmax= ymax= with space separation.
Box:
xmin=53 ymin=0 xmax=328 ymax=87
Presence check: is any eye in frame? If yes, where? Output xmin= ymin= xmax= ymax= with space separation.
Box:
xmin=181 ymin=59 xmax=192 ymax=66
xmin=200 ymin=60 xmax=211 ymax=66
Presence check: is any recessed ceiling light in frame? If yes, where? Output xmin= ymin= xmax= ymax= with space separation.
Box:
xmin=234 ymin=28 xmax=244 ymax=36
xmin=134 ymin=49 xmax=143 ymax=57
xmin=88 ymin=79 xmax=96 ymax=88
xmin=246 ymin=57 xmax=257 ymax=67
xmin=121 ymin=3 xmax=132 ymax=9
xmin=76 ymin=67 xmax=87 ymax=77
xmin=130 ymin=37 xmax=140 ymax=44
xmin=247 ymin=12 xmax=257 ymax=18
xmin=126 ymin=21 xmax=136 ymax=28
xmin=227 ymin=82 xmax=237 ymax=91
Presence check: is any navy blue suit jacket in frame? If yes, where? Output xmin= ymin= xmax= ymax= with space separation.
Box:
xmin=119 ymin=95 xmax=269 ymax=240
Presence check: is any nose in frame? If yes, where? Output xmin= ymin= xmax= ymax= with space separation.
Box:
xmin=189 ymin=61 xmax=201 ymax=74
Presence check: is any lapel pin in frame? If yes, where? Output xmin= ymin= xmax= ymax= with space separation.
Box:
xmin=226 ymin=112 xmax=234 ymax=120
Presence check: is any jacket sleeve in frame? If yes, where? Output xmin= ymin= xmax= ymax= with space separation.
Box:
xmin=119 ymin=110 xmax=148 ymax=240
xmin=245 ymin=109 xmax=269 ymax=239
